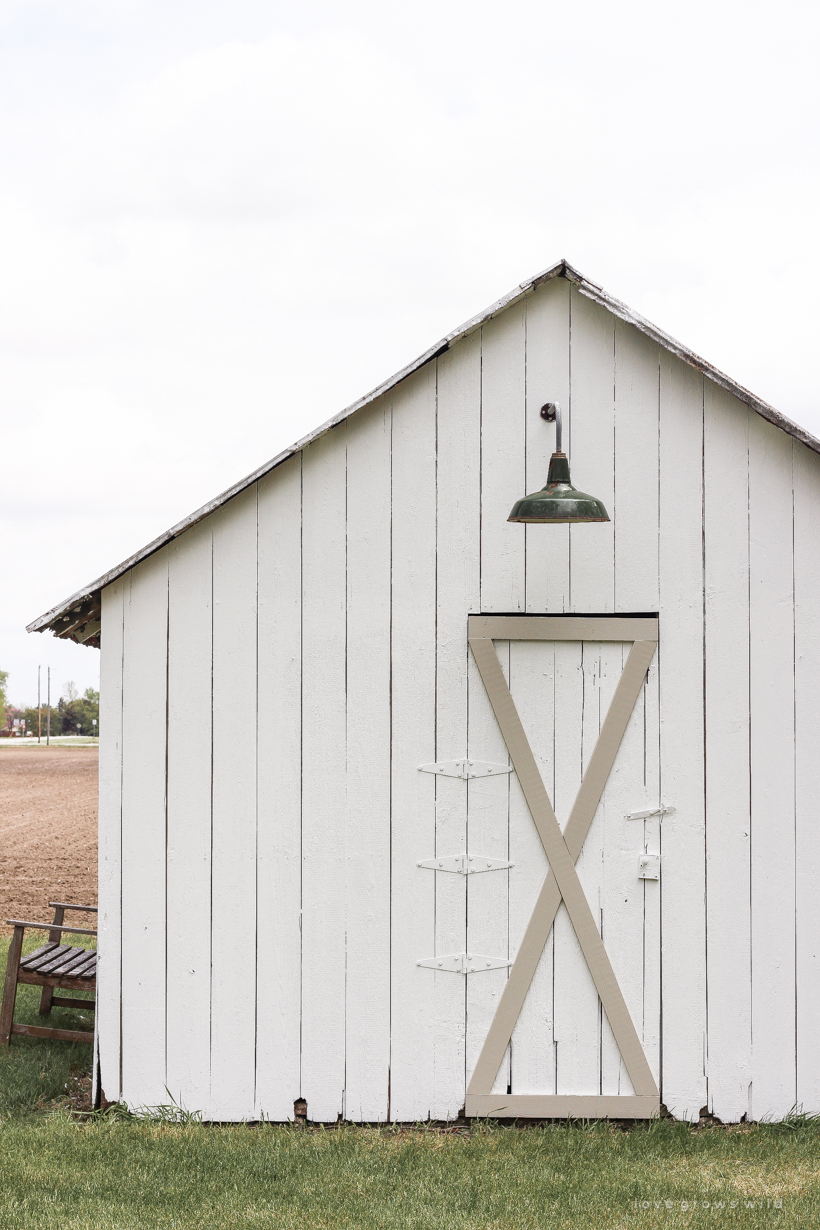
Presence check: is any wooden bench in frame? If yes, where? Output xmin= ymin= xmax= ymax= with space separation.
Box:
xmin=0 ymin=902 xmax=97 ymax=1046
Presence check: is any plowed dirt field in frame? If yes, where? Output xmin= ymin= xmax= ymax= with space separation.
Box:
xmin=0 ymin=747 xmax=97 ymax=932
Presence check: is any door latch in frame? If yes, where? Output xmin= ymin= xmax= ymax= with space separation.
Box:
xmin=638 ymin=854 xmax=660 ymax=880
xmin=626 ymin=804 xmax=675 ymax=821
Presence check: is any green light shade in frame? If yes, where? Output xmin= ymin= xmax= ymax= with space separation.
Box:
xmin=507 ymin=453 xmax=610 ymax=524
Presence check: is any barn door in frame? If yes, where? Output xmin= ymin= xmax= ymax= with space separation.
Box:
xmin=464 ymin=615 xmax=660 ymax=1119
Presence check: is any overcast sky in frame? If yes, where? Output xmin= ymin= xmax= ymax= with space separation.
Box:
xmin=2 ymin=0 xmax=818 ymax=706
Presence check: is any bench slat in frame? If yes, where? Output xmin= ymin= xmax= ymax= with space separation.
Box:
xmin=71 ymin=953 xmax=97 ymax=978
xmin=20 ymin=942 xmax=60 ymax=967
xmin=23 ymin=945 xmax=73 ymax=974
xmin=46 ymin=948 xmax=96 ymax=978
xmin=33 ymin=946 xmax=81 ymax=976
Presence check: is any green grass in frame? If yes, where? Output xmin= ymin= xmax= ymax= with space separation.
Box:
xmin=1 ymin=1116 xmax=817 ymax=1229
xmin=2 ymin=938 xmax=819 ymax=1228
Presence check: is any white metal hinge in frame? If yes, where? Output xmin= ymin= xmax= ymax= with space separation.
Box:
xmin=417 ymin=852 xmax=513 ymax=875
xmin=418 ymin=759 xmax=512 ymax=780
xmin=417 ymin=953 xmax=512 ymax=974
xmin=638 ymin=854 xmax=660 ymax=880
xmin=626 ymin=804 xmax=676 ymax=821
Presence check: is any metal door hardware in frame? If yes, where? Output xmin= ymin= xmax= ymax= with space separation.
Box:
xmin=417 ymin=759 xmax=512 ymax=779
xmin=417 ymin=953 xmax=512 ymax=974
xmin=638 ymin=854 xmax=660 ymax=880
xmin=417 ymin=853 xmax=513 ymax=875
xmin=626 ymin=804 xmax=676 ymax=821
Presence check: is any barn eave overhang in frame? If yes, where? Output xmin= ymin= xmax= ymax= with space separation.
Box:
xmin=27 ymin=258 xmax=820 ymax=645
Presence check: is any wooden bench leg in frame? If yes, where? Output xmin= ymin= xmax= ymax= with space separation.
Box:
xmin=39 ymin=906 xmax=64 ymax=1016
xmin=1 ymin=926 xmax=25 ymax=1046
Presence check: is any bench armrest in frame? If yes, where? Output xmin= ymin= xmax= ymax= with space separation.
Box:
xmin=5 ymin=920 xmax=97 ymax=937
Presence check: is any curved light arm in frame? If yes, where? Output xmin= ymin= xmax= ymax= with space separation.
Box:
xmin=540 ymin=402 xmax=562 ymax=452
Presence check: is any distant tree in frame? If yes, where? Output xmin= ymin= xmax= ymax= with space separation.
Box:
xmin=62 ymin=680 xmax=79 ymax=702
xmin=54 ymin=685 xmax=99 ymax=736
xmin=1 ymin=670 xmax=11 ymax=735
xmin=76 ymin=688 xmax=100 ymax=736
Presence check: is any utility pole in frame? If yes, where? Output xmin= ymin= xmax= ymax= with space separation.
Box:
xmin=46 ymin=666 xmax=51 ymax=746
xmin=37 ymin=666 xmax=41 ymax=743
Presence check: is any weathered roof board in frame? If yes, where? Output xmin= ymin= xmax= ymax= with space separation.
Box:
xmin=28 ymin=258 xmax=820 ymax=645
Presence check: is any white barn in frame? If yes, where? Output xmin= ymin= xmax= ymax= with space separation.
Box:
xmin=30 ymin=259 xmax=820 ymax=1124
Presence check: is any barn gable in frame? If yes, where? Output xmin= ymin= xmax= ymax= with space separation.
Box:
xmin=28 ymin=259 xmax=820 ymax=644
xmin=30 ymin=264 xmax=820 ymax=1125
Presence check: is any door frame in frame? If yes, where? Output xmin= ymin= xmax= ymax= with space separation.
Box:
xmin=465 ymin=614 xmax=660 ymax=1119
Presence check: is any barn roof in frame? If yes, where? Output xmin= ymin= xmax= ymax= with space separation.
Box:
xmin=28 ymin=258 xmax=820 ymax=647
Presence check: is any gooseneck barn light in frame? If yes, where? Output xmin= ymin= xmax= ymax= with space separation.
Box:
xmin=507 ymin=402 xmax=610 ymax=524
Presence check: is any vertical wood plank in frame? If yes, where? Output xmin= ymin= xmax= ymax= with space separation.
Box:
xmin=793 ymin=441 xmax=820 ymax=1115
xmin=301 ymin=426 xmax=348 ymax=1121
xmin=433 ymin=333 xmax=482 ymax=1118
xmin=552 ymin=640 xmax=597 ymax=1094
xmin=344 ymin=399 xmax=392 ymax=1122
xmin=599 ymin=641 xmax=644 ymax=1097
xmin=466 ymin=641 xmax=511 ymax=1096
xmin=165 ymin=521 xmax=213 ymax=1114
xmin=613 ymin=319 xmax=662 ymax=1096
xmin=641 ymin=654 xmax=662 ymax=1085
xmin=508 ymin=640 xmax=553 ymax=1094
xmin=704 ymin=386 xmax=752 ymax=1122
xmin=524 ymin=279 xmax=571 ymax=612
xmin=658 ymin=352 xmax=706 ymax=1121
xmin=468 ymin=303 xmax=526 ymax=1101
xmin=256 ymin=455 xmax=303 ymax=1120
xmin=120 ymin=551 xmax=169 ymax=1109
xmin=749 ymin=415 xmax=796 ymax=1120
xmin=389 ymin=364 xmax=438 ymax=1121
xmin=97 ymin=576 xmax=126 ymax=1104
xmin=567 ymin=289 xmax=615 ymax=613
xmin=210 ymin=487 xmax=258 ymax=1119
xmin=614 ymin=321 xmax=660 ymax=612
xmin=480 ymin=304 xmax=526 ymax=613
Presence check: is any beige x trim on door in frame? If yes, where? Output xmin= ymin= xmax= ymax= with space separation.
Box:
xmin=465 ymin=615 xmax=660 ymax=1119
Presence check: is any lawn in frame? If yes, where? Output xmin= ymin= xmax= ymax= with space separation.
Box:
xmin=1 ymin=935 xmax=818 ymax=1228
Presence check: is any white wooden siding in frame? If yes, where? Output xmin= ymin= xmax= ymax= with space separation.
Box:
xmin=704 ymin=385 xmax=751 ymax=1122
xmin=98 ymin=273 xmax=820 ymax=1122
xmin=166 ymin=520 xmax=213 ymax=1112
xmin=389 ymin=363 xmax=438 ymax=1121
xmin=432 ymin=339 xmax=481 ymax=1119
xmin=794 ymin=442 xmax=820 ymax=1113
xmin=255 ymin=454 xmax=302 ymax=1121
xmin=749 ymin=416 xmax=796 ymax=1120
xmin=300 ymin=427 xmax=348 ymax=1121
xmin=210 ymin=490 xmax=259 ymax=1118
xmin=97 ymin=577 xmax=125 ymax=1104
xmin=658 ymin=352 xmax=707 ymax=1121
xmin=120 ymin=552 xmax=169 ymax=1109
xmin=344 ymin=399 xmax=392 ymax=1121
